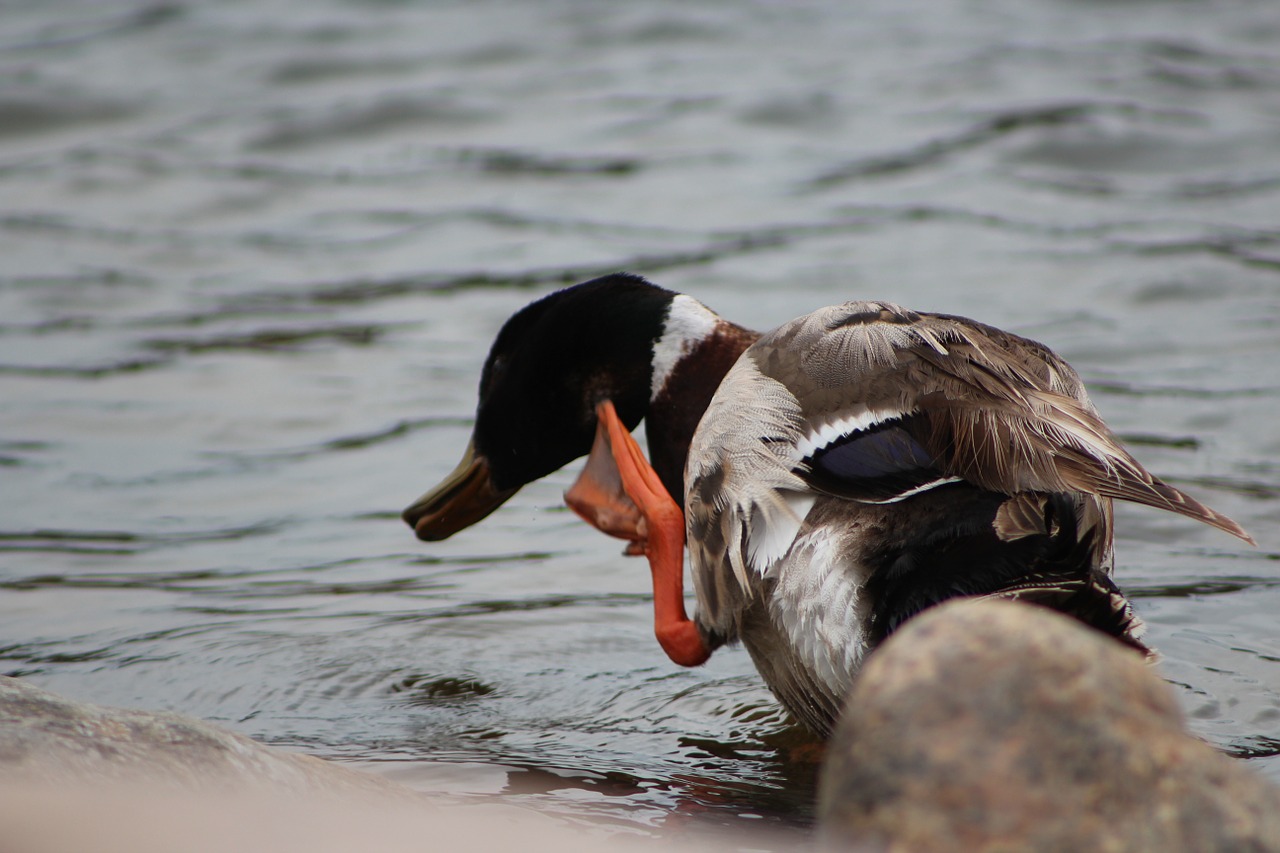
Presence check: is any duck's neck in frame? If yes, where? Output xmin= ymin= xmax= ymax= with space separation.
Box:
xmin=644 ymin=296 xmax=761 ymax=502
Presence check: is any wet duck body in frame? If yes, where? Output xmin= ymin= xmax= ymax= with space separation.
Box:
xmin=404 ymin=274 xmax=1252 ymax=736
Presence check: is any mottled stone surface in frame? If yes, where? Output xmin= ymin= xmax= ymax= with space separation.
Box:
xmin=818 ymin=599 xmax=1280 ymax=852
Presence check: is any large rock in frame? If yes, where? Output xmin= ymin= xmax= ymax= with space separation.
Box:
xmin=818 ymin=599 xmax=1280 ymax=852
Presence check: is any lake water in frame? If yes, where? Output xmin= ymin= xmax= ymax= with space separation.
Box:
xmin=2 ymin=0 xmax=1278 ymax=843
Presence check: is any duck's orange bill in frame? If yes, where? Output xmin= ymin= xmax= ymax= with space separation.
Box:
xmin=590 ymin=400 xmax=710 ymax=667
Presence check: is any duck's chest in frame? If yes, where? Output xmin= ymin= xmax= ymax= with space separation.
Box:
xmin=707 ymin=520 xmax=879 ymax=736
xmin=756 ymin=523 xmax=877 ymax=702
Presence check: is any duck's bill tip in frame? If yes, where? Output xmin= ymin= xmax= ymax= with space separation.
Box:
xmin=401 ymin=442 xmax=517 ymax=541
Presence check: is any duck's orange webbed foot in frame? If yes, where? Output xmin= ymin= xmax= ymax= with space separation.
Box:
xmin=595 ymin=400 xmax=711 ymax=667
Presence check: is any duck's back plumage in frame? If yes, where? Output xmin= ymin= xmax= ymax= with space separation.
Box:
xmin=685 ymin=301 xmax=1252 ymax=734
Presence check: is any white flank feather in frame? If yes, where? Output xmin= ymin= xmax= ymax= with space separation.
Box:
xmin=768 ymin=528 xmax=872 ymax=698
xmin=747 ymin=492 xmax=816 ymax=576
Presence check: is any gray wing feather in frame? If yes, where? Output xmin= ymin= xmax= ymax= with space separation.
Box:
xmin=685 ymin=300 xmax=1254 ymax=643
xmin=757 ymin=302 xmax=1253 ymax=544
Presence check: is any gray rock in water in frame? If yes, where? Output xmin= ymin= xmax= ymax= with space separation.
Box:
xmin=0 ymin=677 xmax=757 ymax=852
xmin=818 ymin=599 xmax=1280 ymax=852
xmin=0 ymin=676 xmax=410 ymax=800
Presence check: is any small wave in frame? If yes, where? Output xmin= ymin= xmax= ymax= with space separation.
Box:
xmin=802 ymin=100 xmax=1178 ymax=189
xmin=141 ymin=322 xmax=389 ymax=354
xmin=1222 ymin=736 xmax=1280 ymax=760
xmin=1116 ymin=432 xmax=1202 ymax=450
xmin=389 ymin=673 xmax=497 ymax=707
xmin=376 ymin=592 xmax=651 ymax=625
xmin=1164 ymin=474 xmax=1280 ymax=501
xmin=0 ymin=358 xmax=167 ymax=378
xmin=0 ymin=3 xmax=181 ymax=52
xmin=1087 ymin=380 xmax=1280 ymax=400
xmin=1165 ymin=174 xmax=1280 ymax=200
xmin=247 ymin=94 xmax=496 ymax=151
xmin=1128 ymin=577 xmax=1280 ymax=599
xmin=266 ymin=55 xmax=425 ymax=86
xmin=234 ymin=239 xmax=782 ymax=307
xmin=0 ymin=94 xmax=138 ymax=138
xmin=0 ymin=521 xmax=285 ymax=556
xmin=211 ymin=417 xmax=472 ymax=465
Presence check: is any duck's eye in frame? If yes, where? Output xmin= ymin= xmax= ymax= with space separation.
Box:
xmin=481 ymin=354 xmax=509 ymax=395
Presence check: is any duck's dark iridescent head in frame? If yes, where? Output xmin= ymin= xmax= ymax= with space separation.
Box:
xmin=403 ymin=273 xmax=677 ymax=541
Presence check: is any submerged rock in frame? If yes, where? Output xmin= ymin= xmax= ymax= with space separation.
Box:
xmin=0 ymin=677 xmax=753 ymax=852
xmin=0 ymin=676 xmax=408 ymax=800
xmin=818 ymin=599 xmax=1280 ymax=852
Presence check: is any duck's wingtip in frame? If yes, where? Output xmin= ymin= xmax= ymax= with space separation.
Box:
xmin=1233 ymin=526 xmax=1258 ymax=548
xmin=1195 ymin=504 xmax=1255 ymax=547
xmin=1131 ymin=478 xmax=1257 ymax=548
xmin=1197 ymin=512 xmax=1257 ymax=548
xmin=1197 ymin=512 xmax=1256 ymax=547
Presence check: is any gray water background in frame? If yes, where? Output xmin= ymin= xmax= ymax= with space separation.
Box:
xmin=2 ymin=0 xmax=1279 ymax=842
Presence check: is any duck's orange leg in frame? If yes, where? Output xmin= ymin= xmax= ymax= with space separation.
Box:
xmin=596 ymin=400 xmax=711 ymax=667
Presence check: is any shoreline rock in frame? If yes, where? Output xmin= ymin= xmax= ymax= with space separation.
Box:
xmin=0 ymin=676 xmax=746 ymax=852
xmin=818 ymin=599 xmax=1280 ymax=852
xmin=0 ymin=676 xmax=413 ymax=801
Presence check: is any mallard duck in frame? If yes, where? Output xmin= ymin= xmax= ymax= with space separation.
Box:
xmin=403 ymin=273 xmax=1253 ymax=735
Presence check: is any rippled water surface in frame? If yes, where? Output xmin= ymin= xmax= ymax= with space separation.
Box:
xmin=3 ymin=0 xmax=1279 ymax=843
